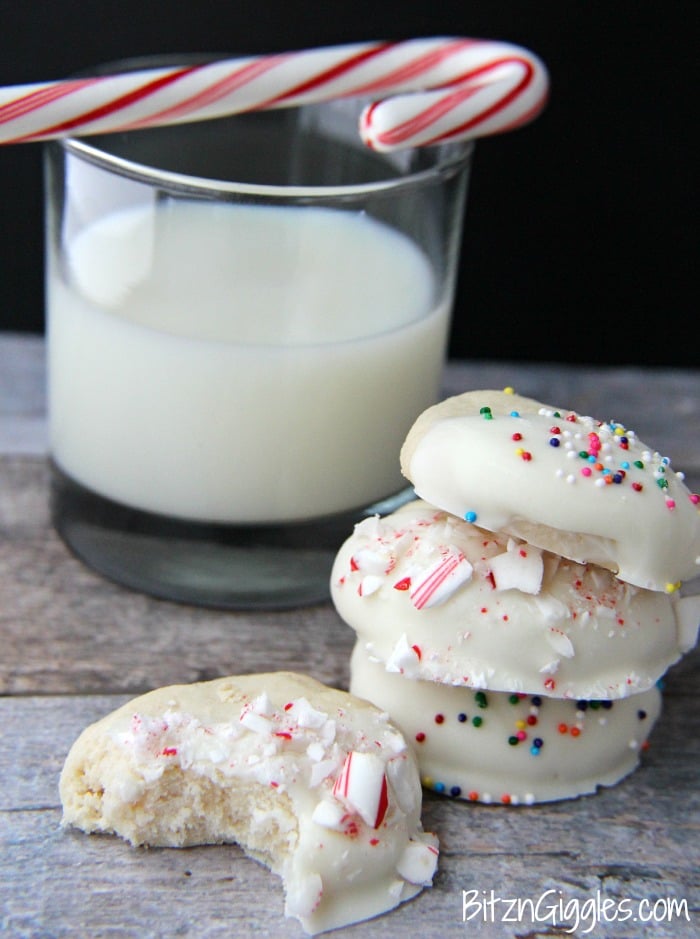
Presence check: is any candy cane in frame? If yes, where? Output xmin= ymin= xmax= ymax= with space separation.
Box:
xmin=0 ymin=37 xmax=548 ymax=151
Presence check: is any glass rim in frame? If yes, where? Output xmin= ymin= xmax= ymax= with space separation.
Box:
xmin=53 ymin=55 xmax=473 ymax=200
xmin=57 ymin=129 xmax=473 ymax=201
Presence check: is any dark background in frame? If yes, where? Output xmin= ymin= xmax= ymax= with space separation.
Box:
xmin=0 ymin=1 xmax=696 ymax=367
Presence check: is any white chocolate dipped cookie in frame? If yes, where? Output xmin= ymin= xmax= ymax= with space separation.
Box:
xmin=350 ymin=643 xmax=662 ymax=805
xmin=60 ymin=672 xmax=438 ymax=936
xmin=331 ymin=501 xmax=699 ymax=699
xmin=400 ymin=389 xmax=700 ymax=592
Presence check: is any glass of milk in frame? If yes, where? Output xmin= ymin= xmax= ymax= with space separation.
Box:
xmin=44 ymin=59 xmax=473 ymax=608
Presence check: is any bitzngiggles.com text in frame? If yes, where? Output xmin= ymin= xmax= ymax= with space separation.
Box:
xmin=462 ymin=888 xmax=691 ymax=934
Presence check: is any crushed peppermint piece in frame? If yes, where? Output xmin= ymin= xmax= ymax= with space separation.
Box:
xmin=410 ymin=551 xmax=473 ymax=610
xmin=311 ymin=798 xmax=348 ymax=830
xmin=489 ymin=542 xmax=544 ymax=594
xmin=239 ymin=708 xmax=274 ymax=736
xmin=251 ymin=692 xmax=271 ymax=715
xmin=352 ymin=546 xmax=393 ymax=575
xmin=546 ymin=628 xmax=576 ymax=658
xmin=310 ymin=758 xmax=339 ymax=787
xmin=333 ymin=751 xmax=389 ymax=829
xmin=291 ymin=698 xmax=328 ymax=729
xmin=385 ymin=634 xmax=422 ymax=677
xmin=395 ymin=839 xmax=439 ymax=885
xmin=359 ymin=575 xmax=383 ymax=597
xmin=306 ymin=741 xmax=326 ymax=762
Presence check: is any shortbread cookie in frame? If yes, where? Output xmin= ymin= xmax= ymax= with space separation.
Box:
xmin=60 ymin=672 xmax=438 ymax=935
xmin=399 ymin=389 xmax=700 ymax=592
xmin=350 ymin=643 xmax=662 ymax=804
xmin=331 ymin=501 xmax=698 ymax=699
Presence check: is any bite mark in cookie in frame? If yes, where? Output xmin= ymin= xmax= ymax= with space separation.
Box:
xmin=60 ymin=671 xmax=438 ymax=935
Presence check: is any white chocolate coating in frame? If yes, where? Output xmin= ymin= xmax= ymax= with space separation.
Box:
xmin=60 ymin=672 xmax=438 ymax=936
xmin=331 ymin=501 xmax=698 ymax=699
xmin=350 ymin=644 xmax=662 ymax=804
xmin=400 ymin=390 xmax=700 ymax=592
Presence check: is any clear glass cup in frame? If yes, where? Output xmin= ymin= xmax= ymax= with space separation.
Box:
xmin=44 ymin=58 xmax=473 ymax=609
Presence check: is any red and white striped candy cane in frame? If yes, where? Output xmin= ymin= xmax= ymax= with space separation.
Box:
xmin=0 ymin=37 xmax=548 ymax=150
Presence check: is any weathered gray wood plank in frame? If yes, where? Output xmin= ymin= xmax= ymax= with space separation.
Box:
xmin=0 ymin=333 xmax=47 ymax=454
xmin=1 ymin=335 xmax=699 ymax=937
xmin=1 ymin=694 xmax=698 ymax=938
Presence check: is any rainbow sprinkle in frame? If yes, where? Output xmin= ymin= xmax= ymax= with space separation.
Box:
xmin=413 ymin=693 xmax=652 ymax=805
xmin=465 ymin=399 xmax=700 ymax=520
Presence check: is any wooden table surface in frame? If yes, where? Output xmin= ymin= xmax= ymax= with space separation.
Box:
xmin=1 ymin=333 xmax=698 ymax=938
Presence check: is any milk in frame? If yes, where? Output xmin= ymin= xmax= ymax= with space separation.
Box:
xmin=48 ymin=200 xmax=449 ymax=523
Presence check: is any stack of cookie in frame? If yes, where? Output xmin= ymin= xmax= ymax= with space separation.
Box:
xmin=331 ymin=389 xmax=700 ymax=804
